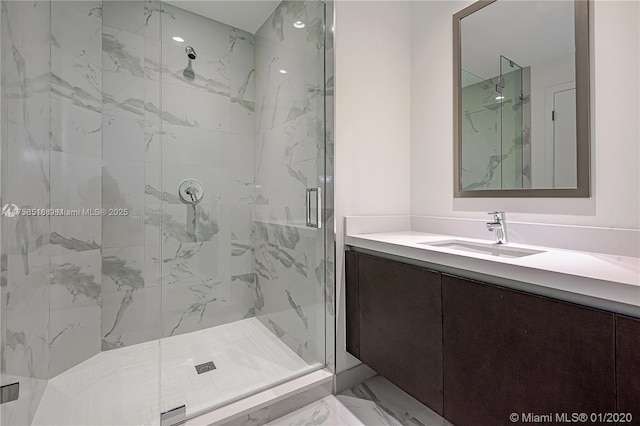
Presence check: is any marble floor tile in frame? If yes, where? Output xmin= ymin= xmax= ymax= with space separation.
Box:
xmin=337 ymin=375 xmax=447 ymax=426
xmin=266 ymin=375 xmax=449 ymax=426
xmin=266 ymin=397 xmax=360 ymax=426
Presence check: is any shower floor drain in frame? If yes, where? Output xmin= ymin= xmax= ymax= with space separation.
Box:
xmin=195 ymin=361 xmax=216 ymax=374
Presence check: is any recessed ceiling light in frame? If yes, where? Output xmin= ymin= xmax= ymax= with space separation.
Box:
xmin=172 ymin=36 xmax=185 ymax=43
xmin=293 ymin=21 xmax=305 ymax=29
xmin=279 ymin=69 xmax=288 ymax=74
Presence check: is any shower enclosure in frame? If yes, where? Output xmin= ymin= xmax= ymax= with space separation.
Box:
xmin=0 ymin=0 xmax=334 ymax=424
xmin=460 ymin=55 xmax=531 ymax=190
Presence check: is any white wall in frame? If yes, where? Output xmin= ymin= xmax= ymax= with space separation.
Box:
xmin=334 ymin=1 xmax=412 ymax=372
xmin=411 ymin=0 xmax=640 ymax=230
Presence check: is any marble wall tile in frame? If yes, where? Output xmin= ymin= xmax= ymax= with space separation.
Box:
xmin=102 ymin=246 xmax=145 ymax=293
xmin=231 ymin=98 xmax=255 ymax=136
xmin=160 ymin=239 xmax=221 ymax=287
xmin=50 ymin=152 xmax=102 ymax=210
xmin=99 ymin=0 xmax=162 ymax=352
xmin=143 ymin=161 xmax=161 ymax=236
xmin=51 ymin=1 xmax=102 ymax=68
xmin=144 ymin=112 xmax=162 ymax=163
xmin=144 ymin=36 xmax=162 ymax=81
xmin=229 ymin=27 xmax=255 ymax=68
xmin=144 ymin=244 xmax=162 ymax=289
xmin=49 ymin=249 xmax=101 ymax=376
xmin=46 ymin=0 xmax=105 ymax=385
xmin=255 ymin=126 xmax=313 ymax=213
xmin=102 ymin=161 xmax=145 ymax=248
xmin=101 ymin=283 xmax=161 ymax=349
xmin=4 ymin=258 xmax=50 ymax=379
xmin=102 ymin=0 xmax=146 ymax=36
xmin=160 ymin=42 xmax=230 ymax=96
xmin=226 ymin=204 xmax=254 ymax=245
xmin=4 ymin=98 xmax=50 ymax=208
xmin=49 ymin=214 xmax=101 ymax=257
xmin=101 ymin=246 xmax=161 ymax=349
xmin=161 ymin=125 xmax=229 ymax=167
xmin=1 ymin=2 xmax=51 ymax=423
xmin=103 ymin=25 xmax=145 ymax=77
xmin=51 ymin=46 xmax=102 ymax=113
xmin=2 ymin=261 xmax=49 ymax=425
xmin=103 ymin=70 xmax=145 ymax=119
xmin=252 ymin=0 xmax=328 ymax=366
xmin=48 ymin=151 xmax=102 ymax=257
xmin=1 ymin=2 xmax=50 ymax=97
xmin=460 ymin=79 xmax=506 ymax=190
xmin=50 ymin=99 xmax=102 ymax=158
xmin=231 ymin=63 xmax=255 ymax=107
xmin=161 ymin=83 xmax=230 ymax=130
xmin=161 ymin=274 xmax=234 ymax=337
xmin=251 ymin=220 xmax=325 ymax=362
xmin=141 ymin=0 xmax=163 ymax=41
xmin=103 ymin=113 xmax=146 ymax=162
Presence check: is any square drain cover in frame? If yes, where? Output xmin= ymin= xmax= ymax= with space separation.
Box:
xmin=195 ymin=361 xmax=216 ymax=374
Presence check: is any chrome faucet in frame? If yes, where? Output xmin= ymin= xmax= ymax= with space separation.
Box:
xmin=486 ymin=211 xmax=507 ymax=244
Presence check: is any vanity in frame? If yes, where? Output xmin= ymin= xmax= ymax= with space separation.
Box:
xmin=345 ymin=229 xmax=640 ymax=426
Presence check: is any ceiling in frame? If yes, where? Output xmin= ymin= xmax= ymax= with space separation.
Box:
xmin=165 ymin=1 xmax=281 ymax=34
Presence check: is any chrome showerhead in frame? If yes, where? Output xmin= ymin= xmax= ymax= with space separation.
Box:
xmin=185 ymin=46 xmax=197 ymax=60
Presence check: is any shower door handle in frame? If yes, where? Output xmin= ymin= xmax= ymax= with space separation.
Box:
xmin=306 ymin=187 xmax=322 ymax=229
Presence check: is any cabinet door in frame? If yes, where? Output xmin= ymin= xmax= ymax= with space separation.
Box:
xmin=442 ymin=274 xmax=615 ymax=426
xmin=616 ymin=315 xmax=640 ymax=420
xmin=358 ymin=254 xmax=443 ymax=414
xmin=345 ymin=250 xmax=360 ymax=358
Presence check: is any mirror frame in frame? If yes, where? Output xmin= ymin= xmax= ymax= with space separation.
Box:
xmin=453 ymin=0 xmax=591 ymax=198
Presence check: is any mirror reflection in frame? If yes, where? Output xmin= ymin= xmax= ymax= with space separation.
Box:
xmin=459 ymin=1 xmax=578 ymax=191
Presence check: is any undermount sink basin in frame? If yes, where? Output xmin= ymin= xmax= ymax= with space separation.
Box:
xmin=418 ymin=240 xmax=545 ymax=258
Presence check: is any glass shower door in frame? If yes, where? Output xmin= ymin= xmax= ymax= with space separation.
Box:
xmin=156 ymin=0 xmax=328 ymax=420
xmin=499 ymin=55 xmax=524 ymax=189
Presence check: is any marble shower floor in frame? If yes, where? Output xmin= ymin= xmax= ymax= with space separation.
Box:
xmin=268 ymin=375 xmax=452 ymax=426
xmin=32 ymin=318 xmax=317 ymax=426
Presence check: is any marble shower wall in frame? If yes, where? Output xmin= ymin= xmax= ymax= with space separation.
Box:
xmin=99 ymin=1 xmax=258 ymax=347
xmin=252 ymin=0 xmax=328 ymax=365
xmin=99 ymin=0 xmax=164 ymax=350
xmin=1 ymin=2 xmax=51 ymax=424
xmin=154 ymin=3 xmax=258 ymax=339
xmin=48 ymin=0 xmax=103 ymax=377
xmin=460 ymin=70 xmax=531 ymax=190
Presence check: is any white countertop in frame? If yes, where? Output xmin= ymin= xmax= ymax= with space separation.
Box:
xmin=345 ymin=231 xmax=640 ymax=313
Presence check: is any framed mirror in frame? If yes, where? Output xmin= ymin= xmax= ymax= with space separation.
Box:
xmin=453 ymin=0 xmax=590 ymax=197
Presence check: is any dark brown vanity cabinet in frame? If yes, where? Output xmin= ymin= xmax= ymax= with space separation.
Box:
xmin=442 ymin=274 xmax=616 ymax=426
xmin=345 ymin=251 xmax=443 ymax=415
xmin=345 ymin=250 xmax=637 ymax=426
xmin=345 ymin=250 xmax=360 ymax=358
xmin=616 ymin=315 xmax=640 ymax=420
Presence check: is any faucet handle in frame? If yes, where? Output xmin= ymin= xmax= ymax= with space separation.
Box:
xmin=487 ymin=211 xmax=505 ymax=221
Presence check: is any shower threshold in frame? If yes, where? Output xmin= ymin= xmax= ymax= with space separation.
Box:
xmin=31 ymin=318 xmax=324 ymax=426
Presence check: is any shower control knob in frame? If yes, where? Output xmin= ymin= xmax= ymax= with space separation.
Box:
xmin=178 ymin=178 xmax=204 ymax=204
